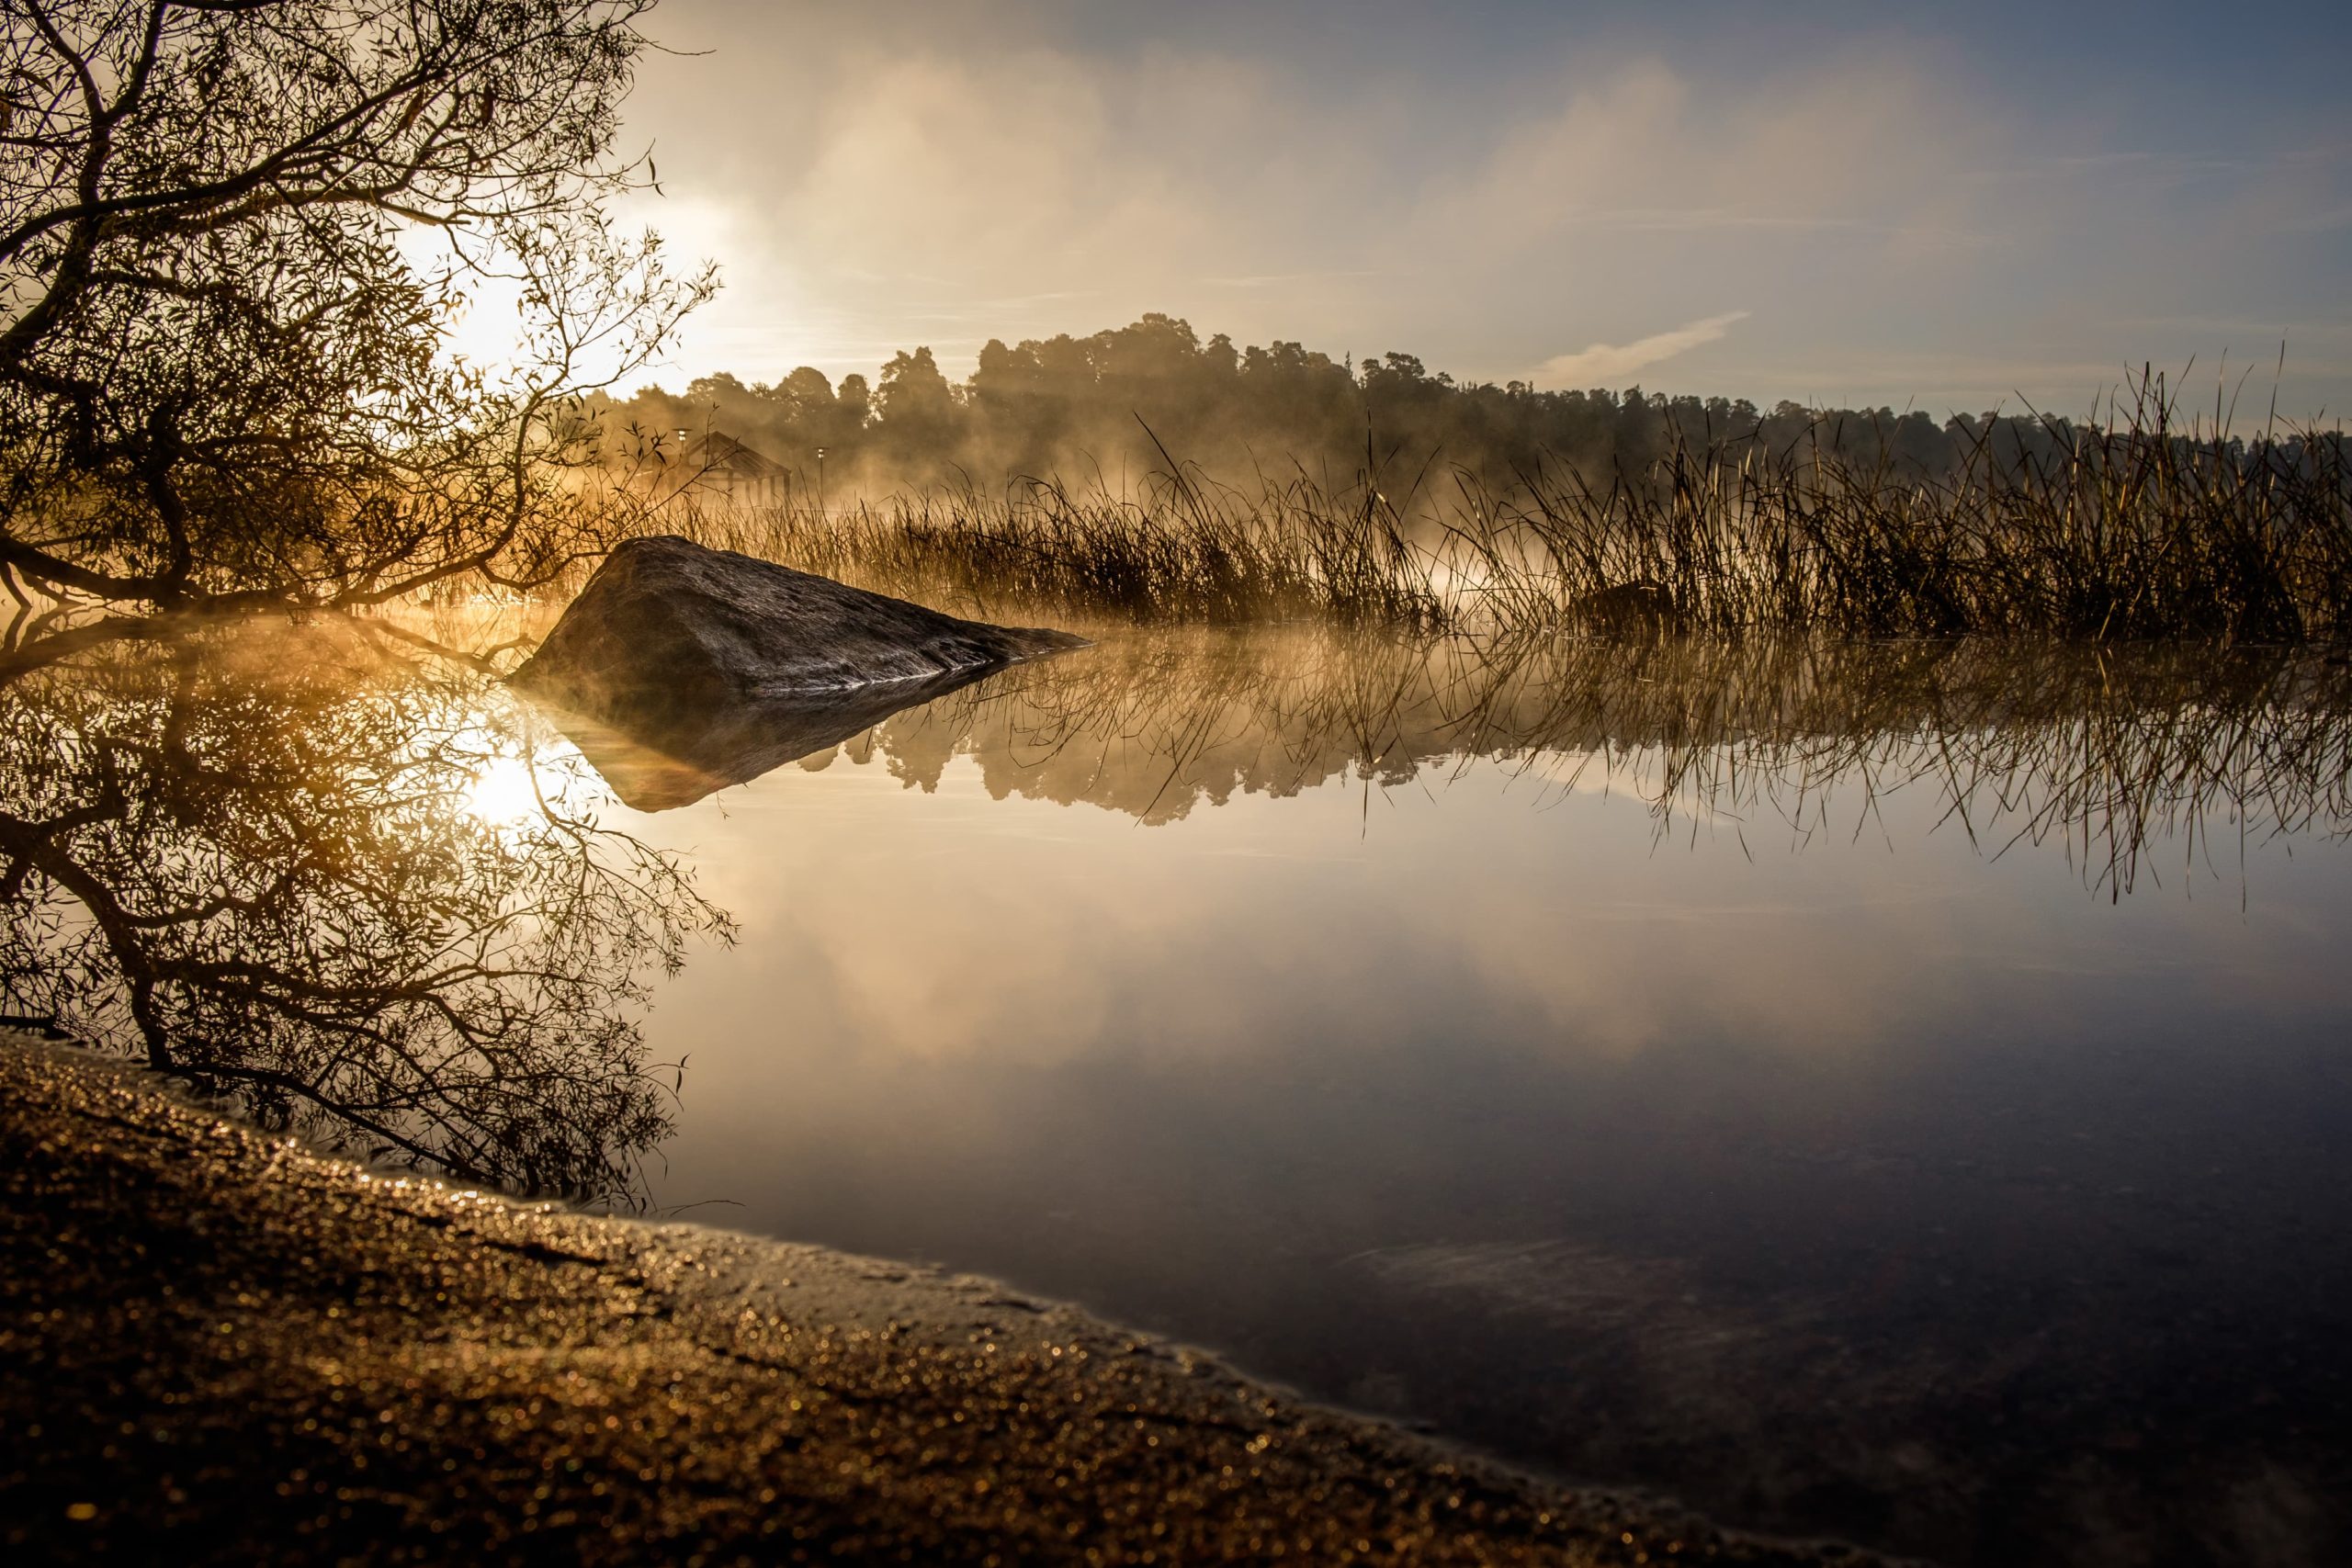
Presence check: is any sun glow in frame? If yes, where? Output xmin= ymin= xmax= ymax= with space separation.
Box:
xmin=464 ymin=753 xmax=548 ymax=827
xmin=391 ymin=220 xmax=534 ymax=385
xmin=436 ymin=275 xmax=534 ymax=383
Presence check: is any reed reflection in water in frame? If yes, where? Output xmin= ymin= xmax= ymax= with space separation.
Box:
xmin=699 ymin=626 xmax=2352 ymax=901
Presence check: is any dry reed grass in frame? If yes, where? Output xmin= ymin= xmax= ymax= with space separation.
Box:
xmin=643 ymin=376 xmax=2349 ymax=643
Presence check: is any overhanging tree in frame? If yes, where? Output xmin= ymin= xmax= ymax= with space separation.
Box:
xmin=0 ymin=0 xmax=711 ymax=613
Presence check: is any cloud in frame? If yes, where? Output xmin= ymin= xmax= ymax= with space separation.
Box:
xmin=1432 ymin=52 xmax=2001 ymax=254
xmin=613 ymin=5 xmax=2352 ymax=413
xmin=1534 ymin=310 xmax=1750 ymax=386
xmin=1200 ymin=269 xmax=1390 ymax=289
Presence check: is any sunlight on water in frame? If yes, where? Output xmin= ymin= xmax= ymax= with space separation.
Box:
xmin=462 ymin=753 xmax=548 ymax=827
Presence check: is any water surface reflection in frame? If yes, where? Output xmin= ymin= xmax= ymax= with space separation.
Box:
xmin=622 ymin=628 xmax=2352 ymax=1568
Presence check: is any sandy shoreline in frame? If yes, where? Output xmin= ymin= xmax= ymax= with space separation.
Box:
xmin=0 ymin=1036 xmax=1890 ymax=1564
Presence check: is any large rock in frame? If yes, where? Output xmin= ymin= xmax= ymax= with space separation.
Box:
xmin=514 ymin=535 xmax=1084 ymax=708
xmin=510 ymin=536 xmax=1086 ymax=807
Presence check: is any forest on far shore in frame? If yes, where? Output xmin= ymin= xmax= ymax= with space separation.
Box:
xmin=593 ymin=312 xmax=2327 ymax=501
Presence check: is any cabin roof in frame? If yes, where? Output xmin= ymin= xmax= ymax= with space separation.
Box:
xmin=685 ymin=432 xmax=788 ymax=479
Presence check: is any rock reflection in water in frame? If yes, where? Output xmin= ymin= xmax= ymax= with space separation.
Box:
xmin=528 ymin=664 xmax=1006 ymax=812
xmin=0 ymin=615 xmax=730 ymax=1203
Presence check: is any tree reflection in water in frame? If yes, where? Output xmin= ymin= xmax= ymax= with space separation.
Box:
xmin=0 ymin=614 xmax=731 ymax=1205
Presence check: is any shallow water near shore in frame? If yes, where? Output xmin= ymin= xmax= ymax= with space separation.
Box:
xmin=8 ymin=619 xmax=2352 ymax=1565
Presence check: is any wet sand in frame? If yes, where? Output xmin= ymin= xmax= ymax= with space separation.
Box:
xmin=0 ymin=1036 xmax=1890 ymax=1565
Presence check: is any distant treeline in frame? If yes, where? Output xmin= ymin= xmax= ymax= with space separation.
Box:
xmin=591 ymin=313 xmax=2343 ymax=501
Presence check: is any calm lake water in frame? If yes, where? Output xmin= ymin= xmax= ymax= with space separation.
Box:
xmin=615 ymin=629 xmax=2352 ymax=1568
xmin=10 ymin=621 xmax=2352 ymax=1566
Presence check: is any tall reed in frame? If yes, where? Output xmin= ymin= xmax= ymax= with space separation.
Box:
xmin=666 ymin=468 xmax=1451 ymax=629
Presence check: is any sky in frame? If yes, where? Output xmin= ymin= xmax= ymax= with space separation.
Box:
xmin=606 ymin=0 xmax=2352 ymax=419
